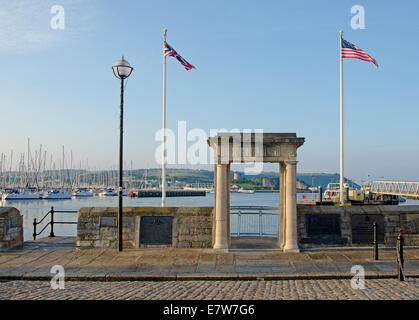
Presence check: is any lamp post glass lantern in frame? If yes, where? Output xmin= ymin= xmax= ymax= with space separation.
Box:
xmin=113 ymin=56 xmax=133 ymax=79
xmin=112 ymin=56 xmax=133 ymax=251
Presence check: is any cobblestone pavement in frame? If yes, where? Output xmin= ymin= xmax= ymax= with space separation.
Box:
xmin=0 ymin=278 xmax=418 ymax=300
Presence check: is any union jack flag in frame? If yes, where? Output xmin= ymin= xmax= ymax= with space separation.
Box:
xmin=341 ymin=38 xmax=378 ymax=68
xmin=164 ymin=42 xmax=196 ymax=71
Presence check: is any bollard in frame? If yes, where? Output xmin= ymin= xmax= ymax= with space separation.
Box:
xmin=49 ymin=206 xmax=55 ymax=238
xmin=238 ymin=211 xmax=241 ymax=237
xmin=373 ymin=222 xmax=378 ymax=260
xmin=33 ymin=218 xmax=37 ymax=240
xmin=397 ymin=229 xmax=405 ymax=281
xmin=345 ymin=186 xmax=350 ymax=203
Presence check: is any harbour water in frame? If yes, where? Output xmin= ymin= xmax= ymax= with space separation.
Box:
xmin=2 ymin=192 xmax=418 ymax=241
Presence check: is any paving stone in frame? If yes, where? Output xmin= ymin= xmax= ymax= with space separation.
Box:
xmin=0 ymin=246 xmax=418 ymax=283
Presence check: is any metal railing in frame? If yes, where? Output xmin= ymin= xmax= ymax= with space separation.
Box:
xmin=230 ymin=206 xmax=279 ymax=237
xmin=33 ymin=206 xmax=77 ymax=240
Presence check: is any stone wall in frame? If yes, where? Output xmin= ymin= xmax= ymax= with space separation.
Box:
xmin=297 ymin=205 xmax=419 ymax=247
xmin=0 ymin=207 xmax=23 ymax=250
xmin=77 ymin=207 xmax=214 ymax=249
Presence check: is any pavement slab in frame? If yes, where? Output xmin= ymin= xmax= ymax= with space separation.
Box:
xmin=1 ymin=238 xmax=419 ymax=281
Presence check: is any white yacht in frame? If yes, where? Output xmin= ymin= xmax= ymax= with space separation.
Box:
xmin=72 ymin=188 xmax=94 ymax=197
xmin=42 ymin=189 xmax=72 ymax=200
xmin=237 ymin=188 xmax=255 ymax=194
xmin=1 ymin=189 xmax=41 ymax=200
xmin=99 ymin=188 xmax=118 ymax=196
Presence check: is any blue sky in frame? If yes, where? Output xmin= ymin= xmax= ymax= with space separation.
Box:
xmin=0 ymin=0 xmax=418 ymax=183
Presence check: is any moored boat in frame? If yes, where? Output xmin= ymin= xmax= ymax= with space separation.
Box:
xmin=42 ymin=189 xmax=72 ymax=200
xmin=1 ymin=188 xmax=41 ymax=200
xmin=99 ymin=188 xmax=118 ymax=196
xmin=237 ymin=188 xmax=255 ymax=194
xmin=72 ymin=188 xmax=94 ymax=197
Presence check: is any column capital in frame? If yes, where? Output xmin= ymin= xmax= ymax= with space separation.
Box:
xmin=284 ymin=160 xmax=298 ymax=165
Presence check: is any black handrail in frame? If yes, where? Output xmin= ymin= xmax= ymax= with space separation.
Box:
xmin=33 ymin=206 xmax=77 ymax=240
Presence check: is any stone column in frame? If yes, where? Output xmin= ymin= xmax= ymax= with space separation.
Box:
xmin=213 ymin=163 xmax=229 ymax=250
xmin=283 ymin=160 xmax=299 ymax=252
xmin=279 ymin=162 xmax=286 ymax=249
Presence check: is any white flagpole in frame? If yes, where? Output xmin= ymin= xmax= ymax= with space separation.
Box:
xmin=339 ymin=30 xmax=344 ymax=206
xmin=162 ymin=28 xmax=167 ymax=207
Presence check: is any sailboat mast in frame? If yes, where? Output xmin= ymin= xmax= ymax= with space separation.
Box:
xmin=62 ymin=146 xmax=65 ymax=189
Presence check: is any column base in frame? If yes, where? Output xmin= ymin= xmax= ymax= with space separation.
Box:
xmin=213 ymin=247 xmax=229 ymax=252
xmin=277 ymin=238 xmax=283 ymax=250
xmin=213 ymin=242 xmax=229 ymax=250
xmin=283 ymin=245 xmax=300 ymax=253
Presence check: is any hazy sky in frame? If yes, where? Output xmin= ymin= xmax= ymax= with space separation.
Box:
xmin=0 ymin=0 xmax=418 ymax=184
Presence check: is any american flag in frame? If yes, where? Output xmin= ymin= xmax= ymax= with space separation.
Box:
xmin=164 ymin=42 xmax=196 ymax=71
xmin=341 ymin=38 xmax=378 ymax=68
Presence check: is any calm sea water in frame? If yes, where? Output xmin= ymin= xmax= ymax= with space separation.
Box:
xmin=2 ymin=192 xmax=418 ymax=241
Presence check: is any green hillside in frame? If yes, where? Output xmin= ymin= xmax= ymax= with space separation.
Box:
xmin=131 ymin=169 xmax=359 ymax=189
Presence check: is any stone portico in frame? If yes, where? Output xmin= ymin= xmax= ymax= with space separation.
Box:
xmin=208 ymin=132 xmax=305 ymax=252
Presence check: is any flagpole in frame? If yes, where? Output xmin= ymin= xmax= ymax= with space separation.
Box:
xmin=162 ymin=28 xmax=167 ymax=207
xmin=339 ymin=29 xmax=344 ymax=206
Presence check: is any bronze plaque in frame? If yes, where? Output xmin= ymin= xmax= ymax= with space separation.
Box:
xmin=306 ymin=214 xmax=341 ymax=236
xmin=100 ymin=216 xmax=117 ymax=228
xmin=140 ymin=216 xmax=173 ymax=245
xmin=9 ymin=216 xmax=20 ymax=228
xmin=351 ymin=214 xmax=384 ymax=244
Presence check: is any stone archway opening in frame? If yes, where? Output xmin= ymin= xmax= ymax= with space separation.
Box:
xmin=208 ymin=132 xmax=305 ymax=252
xmin=229 ymin=204 xmax=282 ymax=250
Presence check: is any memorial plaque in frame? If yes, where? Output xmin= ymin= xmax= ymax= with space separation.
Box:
xmin=140 ymin=216 xmax=173 ymax=245
xmin=9 ymin=216 xmax=19 ymax=228
xmin=306 ymin=214 xmax=341 ymax=236
xmin=352 ymin=214 xmax=384 ymax=244
xmin=100 ymin=216 xmax=117 ymax=228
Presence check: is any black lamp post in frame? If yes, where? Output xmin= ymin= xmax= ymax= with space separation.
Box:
xmin=112 ymin=56 xmax=133 ymax=252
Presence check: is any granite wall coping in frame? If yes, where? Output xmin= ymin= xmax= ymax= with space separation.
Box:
xmin=297 ymin=205 xmax=419 ymax=215
xmin=78 ymin=206 xmax=214 ymax=218
xmin=0 ymin=207 xmax=20 ymax=217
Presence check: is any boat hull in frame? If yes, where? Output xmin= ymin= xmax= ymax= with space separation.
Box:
xmin=72 ymin=192 xmax=94 ymax=197
xmin=2 ymin=193 xmax=41 ymax=200
xmin=42 ymin=192 xmax=72 ymax=200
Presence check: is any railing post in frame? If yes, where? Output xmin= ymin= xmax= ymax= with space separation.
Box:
xmin=49 ymin=206 xmax=55 ymax=238
xmin=33 ymin=218 xmax=37 ymax=240
xmin=397 ymin=229 xmax=405 ymax=281
xmin=373 ymin=222 xmax=378 ymax=260
xmin=259 ymin=210 xmax=262 ymax=236
xmin=238 ymin=211 xmax=241 ymax=237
